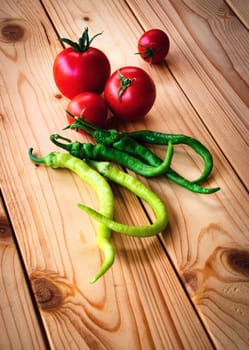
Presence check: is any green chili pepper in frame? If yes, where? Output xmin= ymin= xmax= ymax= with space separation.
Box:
xmin=28 ymin=150 xmax=169 ymax=280
xmin=64 ymin=117 xmax=220 ymax=194
xmin=50 ymin=134 xmax=174 ymax=178
xmin=125 ymin=130 xmax=213 ymax=184
xmin=63 ymin=113 xmax=121 ymax=145
xmin=64 ymin=115 xmax=213 ymax=183
xmin=112 ymin=136 xmax=220 ymax=194
xmin=79 ymin=160 xmax=168 ymax=237
xmin=28 ymin=148 xmax=114 ymax=284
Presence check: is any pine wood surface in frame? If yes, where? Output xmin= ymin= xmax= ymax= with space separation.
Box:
xmin=226 ymin=0 xmax=249 ymax=29
xmin=0 ymin=0 xmax=248 ymax=349
xmin=0 ymin=196 xmax=46 ymax=349
xmin=128 ymin=0 xmax=249 ymax=189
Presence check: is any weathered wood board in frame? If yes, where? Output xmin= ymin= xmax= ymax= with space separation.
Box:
xmin=0 ymin=0 xmax=248 ymax=349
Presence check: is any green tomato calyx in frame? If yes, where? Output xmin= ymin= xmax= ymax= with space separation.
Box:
xmin=136 ymin=45 xmax=157 ymax=64
xmin=59 ymin=27 xmax=103 ymax=53
xmin=117 ymin=70 xmax=136 ymax=101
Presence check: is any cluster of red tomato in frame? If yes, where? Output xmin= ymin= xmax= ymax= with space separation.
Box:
xmin=53 ymin=28 xmax=170 ymax=132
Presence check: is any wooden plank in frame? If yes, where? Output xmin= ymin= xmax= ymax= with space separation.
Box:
xmin=0 ymin=196 xmax=46 ymax=349
xmin=128 ymin=0 xmax=249 ymax=189
xmin=226 ymin=0 xmax=249 ymax=29
xmin=34 ymin=0 xmax=249 ymax=347
xmin=123 ymin=0 xmax=249 ymax=348
xmin=0 ymin=0 xmax=214 ymax=349
xmin=1 ymin=0 xmax=248 ymax=348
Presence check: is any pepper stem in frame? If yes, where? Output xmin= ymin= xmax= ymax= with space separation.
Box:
xmin=50 ymin=134 xmax=72 ymax=152
xmin=63 ymin=112 xmax=120 ymax=145
xmin=64 ymin=110 xmax=105 ymax=135
xmin=28 ymin=148 xmax=47 ymax=163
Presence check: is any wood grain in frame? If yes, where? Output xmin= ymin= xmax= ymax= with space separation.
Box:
xmin=0 ymin=0 xmax=248 ymax=349
xmin=126 ymin=0 xmax=249 ymax=347
xmin=0 ymin=196 xmax=46 ymax=349
xmin=42 ymin=0 xmax=249 ymax=347
xmin=226 ymin=0 xmax=249 ymax=29
xmin=0 ymin=0 xmax=214 ymax=349
xmin=128 ymin=0 xmax=249 ymax=189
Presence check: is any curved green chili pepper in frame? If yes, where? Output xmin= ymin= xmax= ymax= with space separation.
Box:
xmin=125 ymin=130 xmax=213 ymax=184
xmin=113 ymin=136 xmax=220 ymax=194
xmin=28 ymin=148 xmax=114 ymax=284
xmin=64 ymin=115 xmax=213 ymax=183
xmin=63 ymin=112 xmax=120 ymax=146
xmin=50 ymin=134 xmax=174 ymax=178
xmin=63 ymin=118 xmax=219 ymax=194
xmin=79 ymin=160 xmax=168 ymax=237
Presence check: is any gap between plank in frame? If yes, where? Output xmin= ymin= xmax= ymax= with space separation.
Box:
xmin=0 ymin=190 xmax=51 ymax=350
xmin=125 ymin=0 xmax=248 ymax=192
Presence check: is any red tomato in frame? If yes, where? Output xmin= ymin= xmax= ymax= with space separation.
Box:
xmin=53 ymin=28 xmax=111 ymax=99
xmin=137 ymin=29 xmax=170 ymax=64
xmin=104 ymin=66 xmax=156 ymax=122
xmin=66 ymin=92 xmax=108 ymax=134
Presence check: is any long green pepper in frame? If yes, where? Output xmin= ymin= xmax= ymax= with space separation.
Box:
xmin=79 ymin=160 xmax=168 ymax=237
xmin=63 ymin=117 xmax=220 ymax=194
xmin=124 ymin=130 xmax=213 ymax=184
xmin=112 ymin=136 xmax=220 ymax=194
xmin=65 ymin=115 xmax=213 ymax=182
xmin=29 ymin=149 xmax=169 ymax=282
xmin=28 ymin=149 xmax=114 ymax=284
xmin=50 ymin=134 xmax=173 ymax=178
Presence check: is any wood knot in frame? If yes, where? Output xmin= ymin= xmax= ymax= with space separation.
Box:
xmin=0 ymin=223 xmax=12 ymax=241
xmin=225 ymin=249 xmax=249 ymax=278
xmin=181 ymin=270 xmax=199 ymax=295
xmin=32 ymin=277 xmax=63 ymax=311
xmin=0 ymin=214 xmax=12 ymax=243
xmin=0 ymin=19 xmax=26 ymax=43
xmin=2 ymin=24 xmax=24 ymax=41
xmin=54 ymin=93 xmax=63 ymax=99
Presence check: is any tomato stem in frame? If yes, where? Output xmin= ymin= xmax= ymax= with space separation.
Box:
xmin=59 ymin=27 xmax=103 ymax=53
xmin=117 ymin=70 xmax=136 ymax=101
xmin=136 ymin=45 xmax=156 ymax=64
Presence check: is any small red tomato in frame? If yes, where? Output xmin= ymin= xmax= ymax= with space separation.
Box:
xmin=66 ymin=92 xmax=108 ymax=134
xmin=137 ymin=29 xmax=170 ymax=64
xmin=104 ymin=66 xmax=156 ymax=121
xmin=53 ymin=28 xmax=111 ymax=99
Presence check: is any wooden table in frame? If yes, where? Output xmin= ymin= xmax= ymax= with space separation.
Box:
xmin=1 ymin=1 xmax=248 ymax=349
